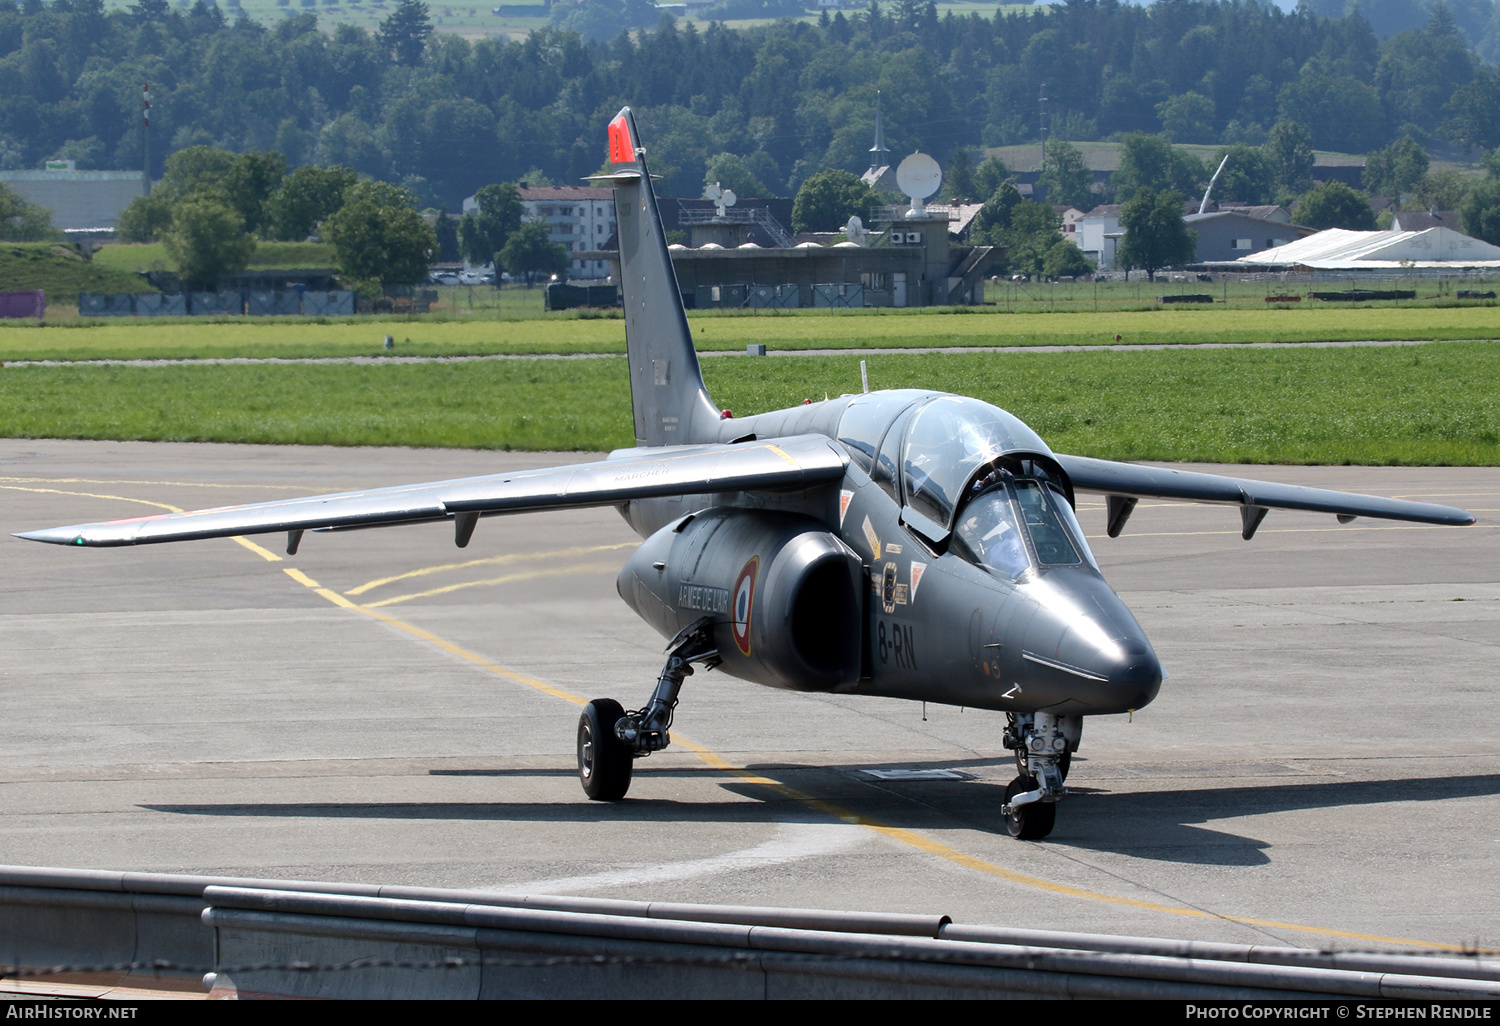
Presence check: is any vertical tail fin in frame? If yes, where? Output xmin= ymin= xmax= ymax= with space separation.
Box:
xmin=592 ymin=108 xmax=722 ymax=447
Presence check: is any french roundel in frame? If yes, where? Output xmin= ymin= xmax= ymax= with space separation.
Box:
xmin=731 ymin=556 xmax=759 ymax=656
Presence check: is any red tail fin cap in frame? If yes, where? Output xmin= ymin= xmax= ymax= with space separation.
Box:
xmin=608 ymin=114 xmax=634 ymax=164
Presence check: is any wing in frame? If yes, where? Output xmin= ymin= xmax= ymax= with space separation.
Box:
xmin=1056 ymin=453 xmax=1474 ymax=540
xmin=14 ymin=435 xmax=849 ymax=548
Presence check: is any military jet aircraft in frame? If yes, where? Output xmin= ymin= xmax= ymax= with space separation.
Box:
xmin=17 ymin=109 xmax=1474 ymax=839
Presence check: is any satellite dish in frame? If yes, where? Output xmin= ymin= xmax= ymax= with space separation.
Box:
xmin=896 ymin=152 xmax=942 ymax=217
xmin=705 ymin=181 xmax=736 ymax=217
xmin=845 ymin=215 xmax=867 ymax=245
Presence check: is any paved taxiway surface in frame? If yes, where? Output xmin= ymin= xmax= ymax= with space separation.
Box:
xmin=2 ymin=439 xmax=1497 ymax=953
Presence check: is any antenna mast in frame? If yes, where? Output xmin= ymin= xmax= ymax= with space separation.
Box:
xmin=1199 ymin=154 xmax=1230 ymax=214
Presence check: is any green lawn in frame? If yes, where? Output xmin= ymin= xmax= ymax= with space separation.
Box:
xmin=3 ymin=304 xmax=1495 ymax=361
xmin=90 ymin=241 xmax=338 ymax=274
xmin=0 ymin=243 xmax=159 ymax=305
xmin=1 ymin=341 xmax=1495 ymax=465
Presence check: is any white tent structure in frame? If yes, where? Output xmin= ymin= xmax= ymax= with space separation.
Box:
xmin=1236 ymin=226 xmax=1500 ymax=269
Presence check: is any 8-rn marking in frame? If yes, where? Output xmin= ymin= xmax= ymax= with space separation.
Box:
xmin=878 ymin=619 xmax=917 ymax=669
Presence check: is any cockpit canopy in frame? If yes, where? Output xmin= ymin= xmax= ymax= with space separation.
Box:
xmin=899 ymin=395 xmax=1053 ymax=531
xmin=837 ymin=392 xmax=1093 ymax=576
xmin=837 ymin=392 xmax=1053 ymax=527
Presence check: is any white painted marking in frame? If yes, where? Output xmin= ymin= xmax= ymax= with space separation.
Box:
xmin=501 ymin=822 xmax=865 ymax=894
xmin=862 ymin=769 xmax=965 ymax=781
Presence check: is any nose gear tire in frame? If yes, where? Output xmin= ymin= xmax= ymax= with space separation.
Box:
xmin=578 ymin=698 xmax=633 ymax=801
xmin=1004 ymin=774 xmax=1056 ymax=840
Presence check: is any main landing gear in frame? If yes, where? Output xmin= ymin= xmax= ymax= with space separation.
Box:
xmin=1000 ymin=712 xmax=1079 ymax=840
xmin=576 ymin=617 xmax=720 ymax=801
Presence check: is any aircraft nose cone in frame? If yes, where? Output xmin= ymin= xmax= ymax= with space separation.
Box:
xmin=1082 ymin=634 xmax=1162 ymax=709
xmin=1023 ymin=567 xmax=1162 ymax=713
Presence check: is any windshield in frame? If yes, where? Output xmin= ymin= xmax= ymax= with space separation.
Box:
xmin=953 ymin=488 xmax=1030 ymax=577
xmin=901 ymin=396 xmax=1050 ymax=531
xmin=952 ymin=478 xmax=1094 ymax=576
xmin=1013 ymin=480 xmax=1081 ymax=565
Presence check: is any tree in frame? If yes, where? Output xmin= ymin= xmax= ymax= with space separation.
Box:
xmin=1443 ymin=68 xmax=1500 ymax=152
xmin=323 ymin=180 xmax=437 ymax=292
xmin=1363 ymin=136 xmax=1429 ymax=199
xmin=223 ymin=152 xmax=288 ymax=237
xmin=160 ymin=147 xmax=239 ymax=198
xmin=116 ymin=192 xmax=174 ymax=243
xmin=1459 ymin=178 xmax=1500 ymax=245
xmin=1266 ymin=120 xmax=1315 ymax=197
xmin=266 ymin=165 xmax=359 ymax=242
xmin=380 ymin=0 xmax=432 ymax=66
xmin=1276 ymin=74 xmax=1385 ymax=154
xmin=1295 ymin=181 xmax=1377 ymax=230
xmin=499 ymin=219 xmax=569 ymax=283
xmin=162 ymin=195 xmax=255 ymax=288
xmin=1155 ymin=92 xmax=1216 ymax=144
xmin=944 ymin=147 xmax=976 ymax=202
xmin=1036 ymin=139 xmax=1094 ymax=209
xmin=0 ymin=184 xmax=58 ymax=241
xmin=1112 ymin=134 xmax=1203 ymax=204
xmin=969 ymin=183 xmax=1022 ymax=246
xmin=458 ymin=183 xmax=522 ymax=265
xmin=703 ymin=153 xmax=771 ymax=200
xmin=1412 ymin=170 xmax=1471 ymax=212
xmin=1116 ymin=187 xmax=1197 ymax=282
xmin=1000 ymin=199 xmax=1063 ymax=276
xmin=1042 ymin=238 xmax=1094 ymax=279
xmin=972 ymin=157 xmax=1013 ymax=199
xmin=433 ymin=210 xmax=460 ymax=263
xmin=790 ymin=169 xmax=878 ymax=234
xmin=1208 ymin=144 xmax=1278 ymax=205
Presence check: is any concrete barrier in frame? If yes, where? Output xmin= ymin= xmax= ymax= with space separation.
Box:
xmin=3 ymin=865 xmax=1499 ymax=1000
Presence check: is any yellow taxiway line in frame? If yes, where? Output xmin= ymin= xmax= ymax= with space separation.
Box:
xmin=13 ymin=479 xmax=1490 ymax=953
xmin=271 ymin=561 xmax=1483 ymax=953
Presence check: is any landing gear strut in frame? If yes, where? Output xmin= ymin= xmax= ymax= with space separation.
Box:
xmin=1000 ymin=713 xmax=1080 ymax=839
xmin=576 ymin=617 xmax=720 ymax=801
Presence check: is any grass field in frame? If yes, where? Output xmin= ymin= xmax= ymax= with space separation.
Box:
xmin=90 ymin=241 xmax=338 ymax=274
xmin=2 ymin=305 xmax=1496 ymax=361
xmin=1 ymin=341 xmax=1495 ymax=465
xmin=0 ymin=244 xmax=160 ymax=304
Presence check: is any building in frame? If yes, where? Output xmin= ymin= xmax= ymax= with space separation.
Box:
xmin=1213 ymin=203 xmax=1292 ymax=224
xmin=1053 ymin=206 xmax=1086 ymax=241
xmin=1183 ymin=210 xmax=1314 ymax=265
xmin=1234 ymin=226 xmax=1500 ymax=270
xmin=581 ymin=209 xmax=999 ymax=309
xmin=859 ymin=94 xmax=898 ymax=194
xmin=1076 ymin=204 xmax=1121 ymax=269
xmin=462 ymin=185 xmax=617 ymax=279
xmin=1390 ymin=210 xmax=1460 ymax=233
xmin=0 ymin=168 xmax=145 ymax=233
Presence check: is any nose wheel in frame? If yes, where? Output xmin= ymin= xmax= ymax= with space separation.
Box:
xmin=1003 ymin=775 xmax=1057 ymax=839
xmin=1001 ymin=712 xmax=1079 ymax=840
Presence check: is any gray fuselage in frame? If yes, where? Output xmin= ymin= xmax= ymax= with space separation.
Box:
xmin=616 ymin=389 xmax=1163 ymax=718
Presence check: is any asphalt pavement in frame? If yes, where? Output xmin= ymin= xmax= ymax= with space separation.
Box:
xmin=1 ymin=439 xmax=1496 ymax=953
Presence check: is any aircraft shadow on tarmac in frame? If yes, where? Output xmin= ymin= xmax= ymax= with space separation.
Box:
xmin=141 ymin=766 xmax=1500 ymax=868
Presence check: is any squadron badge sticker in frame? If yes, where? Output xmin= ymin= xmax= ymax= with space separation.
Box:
xmin=731 ymin=556 xmax=759 ymax=655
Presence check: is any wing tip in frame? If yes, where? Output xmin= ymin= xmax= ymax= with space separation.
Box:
xmin=14 ymin=528 xmax=87 ymax=546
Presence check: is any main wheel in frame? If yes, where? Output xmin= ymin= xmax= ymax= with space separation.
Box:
xmin=578 ymin=698 xmax=633 ymax=801
xmin=1003 ymin=774 xmax=1056 ymax=840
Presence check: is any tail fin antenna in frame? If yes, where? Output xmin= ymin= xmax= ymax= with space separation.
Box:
xmin=590 ymin=108 xmax=721 ymax=447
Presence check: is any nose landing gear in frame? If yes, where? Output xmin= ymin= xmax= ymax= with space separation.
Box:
xmin=576 ymin=617 xmax=721 ymax=801
xmin=1001 ymin=712 xmax=1079 ymax=839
